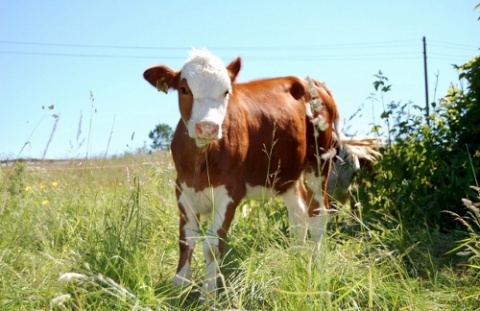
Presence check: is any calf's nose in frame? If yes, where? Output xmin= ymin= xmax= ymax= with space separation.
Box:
xmin=194 ymin=121 xmax=219 ymax=139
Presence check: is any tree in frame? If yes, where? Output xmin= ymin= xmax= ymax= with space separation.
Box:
xmin=148 ymin=123 xmax=173 ymax=150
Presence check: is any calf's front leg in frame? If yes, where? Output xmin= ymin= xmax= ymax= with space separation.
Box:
xmin=202 ymin=188 xmax=237 ymax=293
xmin=174 ymin=198 xmax=200 ymax=287
xmin=173 ymin=188 xmax=200 ymax=286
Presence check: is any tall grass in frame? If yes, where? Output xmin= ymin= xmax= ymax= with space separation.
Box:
xmin=1 ymin=153 xmax=479 ymax=310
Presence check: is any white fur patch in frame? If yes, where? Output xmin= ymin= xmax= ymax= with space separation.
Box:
xmin=280 ymin=184 xmax=308 ymax=243
xmin=245 ymin=184 xmax=278 ymax=200
xmin=174 ymin=265 xmax=192 ymax=287
xmin=178 ymin=182 xmax=233 ymax=216
xmin=308 ymin=209 xmax=330 ymax=243
xmin=303 ymin=172 xmax=335 ymax=243
xmin=177 ymin=182 xmax=233 ymax=292
xmin=180 ymin=49 xmax=232 ymax=142
xmin=304 ymin=171 xmax=325 ymax=197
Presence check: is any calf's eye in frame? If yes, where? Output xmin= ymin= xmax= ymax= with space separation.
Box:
xmin=180 ymin=87 xmax=188 ymax=95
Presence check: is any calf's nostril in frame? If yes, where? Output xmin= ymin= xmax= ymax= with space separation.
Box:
xmin=195 ymin=123 xmax=204 ymax=136
xmin=211 ymin=124 xmax=219 ymax=136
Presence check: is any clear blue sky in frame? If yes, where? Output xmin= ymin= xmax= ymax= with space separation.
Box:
xmin=1 ymin=1 xmax=478 ymax=159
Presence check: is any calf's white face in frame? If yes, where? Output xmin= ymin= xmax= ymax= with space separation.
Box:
xmin=180 ymin=50 xmax=233 ymax=147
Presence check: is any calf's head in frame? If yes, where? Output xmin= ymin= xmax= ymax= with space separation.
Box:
xmin=144 ymin=49 xmax=241 ymax=147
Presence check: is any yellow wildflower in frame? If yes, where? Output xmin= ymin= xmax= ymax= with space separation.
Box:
xmin=51 ymin=181 xmax=59 ymax=188
xmin=24 ymin=186 xmax=32 ymax=192
xmin=40 ymin=183 xmax=46 ymax=190
xmin=42 ymin=199 xmax=49 ymax=206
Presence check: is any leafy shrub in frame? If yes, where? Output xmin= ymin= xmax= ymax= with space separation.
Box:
xmin=359 ymin=56 xmax=480 ymax=230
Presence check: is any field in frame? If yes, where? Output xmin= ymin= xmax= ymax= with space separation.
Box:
xmin=1 ymin=152 xmax=479 ymax=310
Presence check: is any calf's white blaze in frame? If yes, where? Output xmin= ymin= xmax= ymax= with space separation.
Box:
xmin=180 ymin=49 xmax=232 ymax=143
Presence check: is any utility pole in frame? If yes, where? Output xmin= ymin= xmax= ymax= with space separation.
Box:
xmin=423 ymin=36 xmax=430 ymax=126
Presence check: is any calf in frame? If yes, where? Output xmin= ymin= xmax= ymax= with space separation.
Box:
xmin=143 ymin=49 xmax=341 ymax=292
xmin=328 ymin=136 xmax=383 ymax=210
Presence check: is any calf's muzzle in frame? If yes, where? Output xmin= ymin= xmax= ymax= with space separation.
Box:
xmin=193 ymin=121 xmax=220 ymax=146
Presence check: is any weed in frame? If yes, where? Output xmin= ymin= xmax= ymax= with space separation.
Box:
xmin=447 ymin=186 xmax=480 ymax=275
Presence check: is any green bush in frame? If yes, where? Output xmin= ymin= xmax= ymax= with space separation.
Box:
xmin=359 ymin=55 xmax=480 ymax=230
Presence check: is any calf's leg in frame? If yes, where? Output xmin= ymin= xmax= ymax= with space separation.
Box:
xmin=174 ymin=206 xmax=199 ymax=287
xmin=304 ymin=164 xmax=332 ymax=243
xmin=281 ymin=181 xmax=309 ymax=244
xmin=202 ymin=186 xmax=237 ymax=293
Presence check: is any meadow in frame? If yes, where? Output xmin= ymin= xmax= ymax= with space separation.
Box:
xmin=1 ymin=151 xmax=479 ymax=310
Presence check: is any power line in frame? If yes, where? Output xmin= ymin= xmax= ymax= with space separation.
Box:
xmin=0 ymin=50 xmax=178 ymax=60
xmin=0 ymin=39 xmax=420 ymax=52
xmin=0 ymin=39 xmax=475 ymax=62
xmin=0 ymin=40 xmax=184 ymax=51
xmin=0 ymin=50 xmax=423 ymax=61
xmin=429 ymin=40 xmax=479 ymax=51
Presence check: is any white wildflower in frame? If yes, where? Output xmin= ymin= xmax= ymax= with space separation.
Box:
xmin=462 ymin=198 xmax=474 ymax=209
xmin=310 ymin=98 xmax=323 ymax=112
xmin=58 ymin=272 xmax=90 ymax=283
xmin=305 ymin=102 xmax=314 ymax=118
xmin=50 ymin=294 xmax=71 ymax=307
xmin=321 ymin=148 xmax=337 ymax=160
xmin=242 ymin=204 xmax=252 ymax=218
xmin=311 ymin=115 xmax=329 ymax=131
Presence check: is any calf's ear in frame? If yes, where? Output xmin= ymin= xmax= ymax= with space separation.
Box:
xmin=226 ymin=57 xmax=241 ymax=82
xmin=143 ymin=65 xmax=180 ymax=94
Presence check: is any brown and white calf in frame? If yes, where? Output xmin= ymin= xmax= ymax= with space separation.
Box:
xmin=143 ymin=49 xmax=341 ymax=292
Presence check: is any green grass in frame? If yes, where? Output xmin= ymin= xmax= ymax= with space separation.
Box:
xmin=1 ymin=152 xmax=479 ymax=310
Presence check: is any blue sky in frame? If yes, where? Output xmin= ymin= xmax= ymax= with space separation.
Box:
xmin=1 ymin=1 xmax=478 ymax=159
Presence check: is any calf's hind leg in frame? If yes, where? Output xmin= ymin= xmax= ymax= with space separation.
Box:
xmin=304 ymin=167 xmax=332 ymax=243
xmin=280 ymin=181 xmax=309 ymax=244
